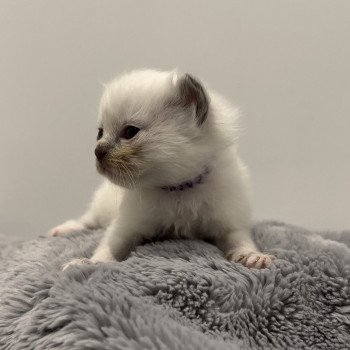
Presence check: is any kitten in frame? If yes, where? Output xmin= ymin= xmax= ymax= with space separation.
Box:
xmin=50 ymin=69 xmax=274 ymax=270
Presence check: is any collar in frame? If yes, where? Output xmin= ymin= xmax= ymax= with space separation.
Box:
xmin=161 ymin=166 xmax=210 ymax=192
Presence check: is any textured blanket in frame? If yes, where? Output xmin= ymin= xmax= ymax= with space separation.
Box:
xmin=1 ymin=221 xmax=350 ymax=350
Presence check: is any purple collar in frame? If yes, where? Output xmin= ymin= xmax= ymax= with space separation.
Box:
xmin=161 ymin=166 xmax=210 ymax=192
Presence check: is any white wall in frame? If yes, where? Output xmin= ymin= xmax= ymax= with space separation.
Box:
xmin=1 ymin=0 xmax=350 ymax=241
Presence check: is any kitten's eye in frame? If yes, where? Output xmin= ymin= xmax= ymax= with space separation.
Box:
xmin=121 ymin=125 xmax=140 ymax=140
xmin=97 ymin=128 xmax=103 ymax=140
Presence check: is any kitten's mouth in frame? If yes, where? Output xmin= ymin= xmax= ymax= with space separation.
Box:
xmin=96 ymin=159 xmax=116 ymax=179
xmin=95 ymin=145 xmax=142 ymax=181
xmin=96 ymin=159 xmax=139 ymax=188
xmin=96 ymin=159 xmax=107 ymax=173
xmin=96 ymin=160 xmax=116 ymax=176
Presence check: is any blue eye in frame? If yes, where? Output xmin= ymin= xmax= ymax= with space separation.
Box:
xmin=122 ymin=126 xmax=140 ymax=140
xmin=97 ymin=128 xmax=103 ymax=140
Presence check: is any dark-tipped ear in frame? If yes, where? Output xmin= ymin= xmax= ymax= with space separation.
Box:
xmin=176 ymin=73 xmax=209 ymax=126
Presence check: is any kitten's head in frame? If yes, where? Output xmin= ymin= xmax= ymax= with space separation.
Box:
xmin=95 ymin=69 xmax=239 ymax=189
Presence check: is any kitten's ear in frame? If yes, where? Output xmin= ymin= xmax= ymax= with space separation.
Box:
xmin=173 ymin=73 xmax=209 ymax=126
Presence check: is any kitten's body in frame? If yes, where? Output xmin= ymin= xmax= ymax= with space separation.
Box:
xmin=51 ymin=69 xmax=274 ymax=269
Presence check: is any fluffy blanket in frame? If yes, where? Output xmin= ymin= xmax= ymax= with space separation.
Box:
xmin=1 ymin=221 xmax=350 ymax=350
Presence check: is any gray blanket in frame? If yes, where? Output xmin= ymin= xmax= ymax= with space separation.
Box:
xmin=1 ymin=221 xmax=350 ymax=350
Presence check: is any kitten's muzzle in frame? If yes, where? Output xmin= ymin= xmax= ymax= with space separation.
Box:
xmin=95 ymin=144 xmax=110 ymax=161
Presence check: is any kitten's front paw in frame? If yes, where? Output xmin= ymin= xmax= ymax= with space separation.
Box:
xmin=49 ymin=220 xmax=85 ymax=237
xmin=227 ymin=249 xmax=275 ymax=269
xmin=61 ymin=258 xmax=93 ymax=271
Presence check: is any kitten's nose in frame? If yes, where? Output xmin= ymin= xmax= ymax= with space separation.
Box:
xmin=95 ymin=144 xmax=109 ymax=161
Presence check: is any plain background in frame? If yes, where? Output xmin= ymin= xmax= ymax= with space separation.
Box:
xmin=1 ymin=1 xmax=350 ymax=242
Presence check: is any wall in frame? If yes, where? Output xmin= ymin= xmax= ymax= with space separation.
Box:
xmin=1 ymin=0 xmax=349 ymax=242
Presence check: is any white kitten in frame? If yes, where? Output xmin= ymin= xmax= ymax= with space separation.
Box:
xmin=50 ymin=69 xmax=274 ymax=269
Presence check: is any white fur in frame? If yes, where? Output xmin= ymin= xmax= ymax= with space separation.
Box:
xmin=51 ymin=69 xmax=274 ymax=269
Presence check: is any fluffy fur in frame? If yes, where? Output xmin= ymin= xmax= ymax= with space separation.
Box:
xmin=3 ymin=222 xmax=350 ymax=349
xmin=50 ymin=69 xmax=274 ymax=269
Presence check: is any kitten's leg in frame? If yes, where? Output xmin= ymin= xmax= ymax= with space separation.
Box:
xmin=50 ymin=219 xmax=86 ymax=237
xmin=50 ymin=181 xmax=118 ymax=236
xmin=62 ymin=219 xmax=148 ymax=270
xmin=91 ymin=221 xmax=137 ymax=262
xmin=219 ymin=229 xmax=275 ymax=269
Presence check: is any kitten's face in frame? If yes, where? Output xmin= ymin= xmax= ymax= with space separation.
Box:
xmin=95 ymin=70 xmax=213 ymax=189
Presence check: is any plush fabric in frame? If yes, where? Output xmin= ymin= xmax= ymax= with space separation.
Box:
xmin=1 ymin=221 xmax=350 ymax=350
